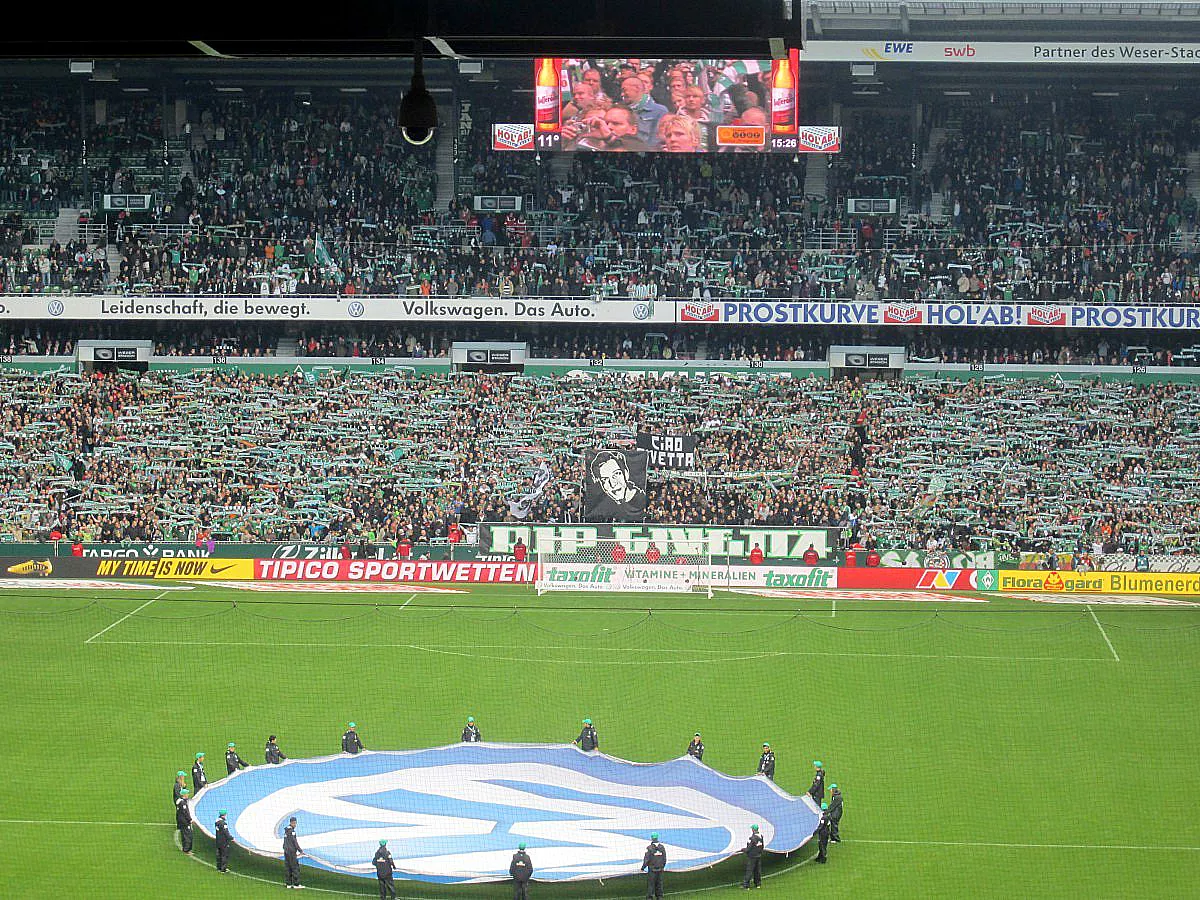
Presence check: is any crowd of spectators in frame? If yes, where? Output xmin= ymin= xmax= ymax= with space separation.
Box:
xmin=113 ymin=94 xmax=438 ymax=294
xmin=928 ymin=105 xmax=1197 ymax=305
xmin=2 ymin=368 xmax=1196 ymax=555
xmin=0 ymin=89 xmax=181 ymax=213
xmin=1 ymin=86 xmax=1196 ymax=310
xmin=0 ymin=239 xmax=108 ymax=294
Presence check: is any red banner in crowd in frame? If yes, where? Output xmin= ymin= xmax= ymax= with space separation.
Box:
xmin=254 ymin=559 xmax=538 ymax=583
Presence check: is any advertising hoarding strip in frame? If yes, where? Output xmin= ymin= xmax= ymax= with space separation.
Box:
xmin=4 ymin=296 xmax=1200 ymax=331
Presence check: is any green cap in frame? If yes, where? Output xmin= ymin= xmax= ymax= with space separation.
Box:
xmin=518 ymin=843 xmax=526 ymax=850
xmin=467 ymin=717 xmax=474 ymax=723
xmin=228 ymin=742 xmax=236 ymax=749
xmin=179 ymin=788 xmax=190 ymax=796
xmin=583 ymin=718 xmax=592 ymax=725
xmin=762 ymin=742 xmax=770 ymax=748
xmin=651 ymin=833 xmax=659 ymax=841
xmin=814 ymin=760 xmax=823 ymax=768
xmin=821 ymin=802 xmax=829 ymax=810
xmin=219 ymin=810 xmax=227 ymax=817
xmin=177 ymin=771 xmax=186 ymax=778
xmin=349 ymin=722 xmax=357 ymax=728
xmin=196 ymin=752 xmax=205 ymax=759
xmin=751 ymin=824 xmax=759 ymax=832
xmin=379 ymin=840 xmax=387 ymax=846
xmin=830 ymin=784 xmax=838 ymax=790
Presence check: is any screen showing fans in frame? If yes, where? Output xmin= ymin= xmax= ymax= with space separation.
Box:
xmin=491 ymin=53 xmax=841 ymax=154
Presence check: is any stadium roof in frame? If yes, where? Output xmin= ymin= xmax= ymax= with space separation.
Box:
xmin=808 ymin=1 xmax=1200 ymax=40
xmin=2 ymin=1 xmax=1197 ymax=59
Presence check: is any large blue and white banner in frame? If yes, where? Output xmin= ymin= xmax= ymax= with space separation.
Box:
xmin=191 ymin=744 xmax=819 ymax=884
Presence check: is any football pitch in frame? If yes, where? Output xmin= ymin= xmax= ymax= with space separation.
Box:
xmin=1 ymin=583 xmax=1198 ymax=899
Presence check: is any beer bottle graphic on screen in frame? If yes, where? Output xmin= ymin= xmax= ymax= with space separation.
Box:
xmin=771 ymin=56 xmax=796 ymax=134
xmin=536 ymin=58 xmax=562 ymax=132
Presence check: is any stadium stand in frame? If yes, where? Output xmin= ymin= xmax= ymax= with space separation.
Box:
xmin=1 ymin=368 xmax=1196 ymax=556
xmin=0 ymin=77 xmax=1198 ymax=554
xmin=0 ymin=84 xmax=1193 ymax=319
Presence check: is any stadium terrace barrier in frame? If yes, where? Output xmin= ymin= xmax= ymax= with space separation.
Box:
xmin=6 ymin=557 xmax=1195 ymax=595
xmin=861 ymin=550 xmax=1020 ymax=569
xmin=0 ymin=542 xmax=468 ymax=560
xmin=8 ymin=542 xmax=1200 ymax=574
xmin=0 ymin=557 xmax=979 ymax=591
xmin=5 ymin=355 xmax=1200 ymax=384
xmin=0 ymin=526 xmax=838 ymax=561
xmin=6 ymin=296 xmax=1200 ymax=330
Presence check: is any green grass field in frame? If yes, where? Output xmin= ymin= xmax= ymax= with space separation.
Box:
xmin=1 ymin=583 xmax=1198 ymax=899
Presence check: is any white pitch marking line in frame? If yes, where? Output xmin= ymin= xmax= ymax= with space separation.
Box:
xmin=1087 ymin=604 xmax=1121 ymax=662
xmin=84 ymin=592 xmax=167 ymax=644
xmin=400 ymin=593 xmax=416 ymax=609
xmin=855 ymin=838 xmax=1199 ymax=852
xmin=0 ymin=818 xmax=173 ymax=827
xmin=174 ymin=829 xmax=812 ymax=897
xmin=832 ymin=597 xmax=836 ymax=618
xmin=91 ymin=639 xmax=1114 ymax=663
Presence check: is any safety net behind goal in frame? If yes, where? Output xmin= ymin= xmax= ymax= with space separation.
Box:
xmin=535 ymin=538 xmax=713 ymax=596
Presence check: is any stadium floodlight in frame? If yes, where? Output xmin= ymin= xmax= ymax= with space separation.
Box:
xmin=400 ymin=43 xmax=438 ymax=146
xmin=69 ymin=60 xmax=94 ymax=75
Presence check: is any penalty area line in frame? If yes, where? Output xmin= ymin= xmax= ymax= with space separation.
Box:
xmin=173 ymin=830 xmax=812 ymax=898
xmin=87 ymin=639 xmax=1116 ymax=663
xmin=84 ymin=591 xmax=168 ymax=644
xmin=1087 ymin=604 xmax=1121 ymax=662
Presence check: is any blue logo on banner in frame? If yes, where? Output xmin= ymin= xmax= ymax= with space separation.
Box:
xmin=192 ymin=744 xmax=819 ymax=884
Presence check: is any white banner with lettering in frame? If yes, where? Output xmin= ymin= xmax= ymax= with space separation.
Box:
xmin=804 ymin=40 xmax=1200 ymax=65
xmin=0 ymin=295 xmax=674 ymax=325
xmin=4 ymin=295 xmax=1200 ymax=331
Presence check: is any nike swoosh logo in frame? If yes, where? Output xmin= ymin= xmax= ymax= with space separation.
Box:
xmin=210 ymin=564 xmax=235 ymax=574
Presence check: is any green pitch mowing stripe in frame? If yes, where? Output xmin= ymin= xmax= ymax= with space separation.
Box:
xmin=1 ymin=585 xmax=1199 ymax=898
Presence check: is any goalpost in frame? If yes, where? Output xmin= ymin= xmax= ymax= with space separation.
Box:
xmin=536 ymin=538 xmax=714 ymax=597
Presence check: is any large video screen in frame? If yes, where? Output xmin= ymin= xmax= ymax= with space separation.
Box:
xmin=491 ymin=53 xmax=840 ymax=155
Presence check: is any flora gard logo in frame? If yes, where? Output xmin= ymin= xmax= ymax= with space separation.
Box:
xmin=192 ymin=745 xmax=819 ymax=884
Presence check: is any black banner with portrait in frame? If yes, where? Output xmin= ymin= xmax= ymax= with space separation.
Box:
xmin=584 ymin=449 xmax=649 ymax=522
xmin=636 ymin=431 xmax=698 ymax=470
